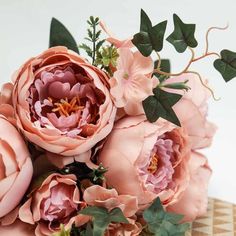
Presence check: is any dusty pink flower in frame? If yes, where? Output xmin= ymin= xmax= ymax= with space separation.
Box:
xmin=83 ymin=185 xmax=138 ymax=217
xmin=0 ymin=220 xmax=35 ymax=236
xmin=7 ymin=46 xmax=116 ymax=162
xmin=105 ymin=218 xmax=142 ymax=236
xmin=109 ymin=48 xmax=155 ymax=115
xmin=99 ymin=116 xmax=190 ymax=206
xmin=99 ymin=21 xmax=133 ymax=48
xmin=166 ymin=73 xmax=217 ymax=149
xmin=167 ymin=152 xmax=211 ymax=221
xmin=0 ymin=116 xmax=33 ymax=218
xmin=18 ymin=173 xmax=88 ymax=236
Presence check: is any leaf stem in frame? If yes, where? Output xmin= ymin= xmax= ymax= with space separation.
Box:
xmin=153 ymin=47 xmax=195 ymax=76
xmin=92 ymin=23 xmax=96 ymax=65
xmin=185 ymin=70 xmax=220 ymax=101
xmin=192 ymin=52 xmax=220 ymax=62
xmin=155 ymin=51 xmax=162 ymax=69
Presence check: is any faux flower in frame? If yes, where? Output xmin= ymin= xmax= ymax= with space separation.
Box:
xmin=168 ymin=73 xmax=217 ymax=149
xmin=18 ymin=173 xmax=88 ymax=236
xmin=0 ymin=220 xmax=35 ymax=236
xmin=109 ymin=47 xmax=155 ymax=115
xmin=166 ymin=152 xmax=211 ymax=221
xmin=83 ymin=185 xmax=139 ymax=218
xmin=99 ymin=116 xmax=190 ymax=207
xmin=0 ymin=116 xmax=33 ymax=218
xmin=5 ymin=46 xmax=116 ymax=162
xmin=105 ymin=218 xmax=142 ymax=236
xmin=99 ymin=115 xmax=212 ymax=221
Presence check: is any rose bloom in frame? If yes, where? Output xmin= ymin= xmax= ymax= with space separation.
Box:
xmin=6 ymin=46 xmax=116 ymax=162
xmin=105 ymin=219 xmax=142 ymax=236
xmin=99 ymin=75 xmax=216 ymax=221
xmin=0 ymin=116 xmax=33 ymax=218
xmin=0 ymin=220 xmax=35 ymax=236
xmin=83 ymin=185 xmax=138 ymax=218
xmin=18 ymin=173 xmax=88 ymax=236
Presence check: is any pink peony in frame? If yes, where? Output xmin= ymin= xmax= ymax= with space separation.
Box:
xmin=105 ymin=218 xmax=142 ymax=236
xmin=0 ymin=220 xmax=35 ymax=236
xmin=18 ymin=173 xmax=88 ymax=236
xmin=83 ymin=185 xmax=138 ymax=218
xmin=99 ymin=115 xmax=212 ymax=221
xmin=109 ymin=47 xmax=155 ymax=115
xmin=0 ymin=116 xmax=33 ymax=218
xmin=3 ymin=46 xmax=116 ymax=163
xmin=167 ymin=152 xmax=211 ymax=221
xmin=167 ymin=73 xmax=217 ymax=149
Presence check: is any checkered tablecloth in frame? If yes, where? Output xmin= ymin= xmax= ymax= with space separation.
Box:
xmin=187 ymin=198 xmax=236 ymax=236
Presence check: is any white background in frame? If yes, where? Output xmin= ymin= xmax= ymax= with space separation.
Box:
xmin=0 ymin=0 xmax=236 ymax=203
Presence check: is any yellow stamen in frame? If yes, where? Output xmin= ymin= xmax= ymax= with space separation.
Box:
xmin=147 ymin=154 xmax=159 ymax=174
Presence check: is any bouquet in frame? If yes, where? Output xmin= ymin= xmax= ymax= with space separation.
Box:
xmin=0 ymin=9 xmax=235 ymax=236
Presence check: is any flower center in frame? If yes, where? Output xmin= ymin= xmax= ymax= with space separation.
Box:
xmin=50 ymin=96 xmax=84 ymax=117
xmin=147 ymin=153 xmax=159 ymax=174
xmin=123 ymin=73 xmax=129 ymax=80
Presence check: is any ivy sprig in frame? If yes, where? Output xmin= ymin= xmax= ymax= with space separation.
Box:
xmin=141 ymin=198 xmax=190 ymax=236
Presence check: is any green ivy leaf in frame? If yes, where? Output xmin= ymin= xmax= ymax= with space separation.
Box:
xmin=153 ymin=59 xmax=171 ymax=81
xmin=143 ymin=87 xmax=182 ymax=126
xmin=166 ymin=14 xmax=198 ymax=53
xmin=49 ymin=18 xmax=79 ymax=53
xmin=214 ymin=49 xmax=236 ymax=82
xmin=79 ymin=206 xmax=128 ymax=236
xmin=132 ymin=9 xmax=167 ymax=56
xmin=142 ymin=198 xmax=190 ymax=236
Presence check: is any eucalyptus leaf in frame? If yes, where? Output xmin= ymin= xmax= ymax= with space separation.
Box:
xmin=49 ymin=18 xmax=79 ymax=53
xmin=132 ymin=9 xmax=167 ymax=56
xmin=214 ymin=49 xmax=236 ymax=82
xmin=166 ymin=14 xmax=198 ymax=53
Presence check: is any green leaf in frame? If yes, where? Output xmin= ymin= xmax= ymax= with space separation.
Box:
xmin=132 ymin=9 xmax=167 ymax=56
xmin=49 ymin=18 xmax=79 ymax=53
xmin=79 ymin=206 xmax=128 ymax=236
xmin=153 ymin=59 xmax=171 ymax=80
xmin=79 ymin=43 xmax=93 ymax=57
xmin=166 ymin=14 xmax=198 ymax=53
xmin=143 ymin=87 xmax=182 ymax=126
xmin=214 ymin=49 xmax=236 ymax=82
xmin=142 ymin=197 xmax=190 ymax=236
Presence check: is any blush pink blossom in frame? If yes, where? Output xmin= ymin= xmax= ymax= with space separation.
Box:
xmin=3 ymin=46 xmax=116 ymax=165
xmin=167 ymin=152 xmax=211 ymax=221
xmin=0 ymin=116 xmax=33 ymax=218
xmin=83 ymin=185 xmax=138 ymax=218
xmin=99 ymin=115 xmax=212 ymax=221
xmin=109 ymin=48 xmax=155 ymax=115
xmin=18 ymin=173 xmax=89 ymax=236
xmin=166 ymin=73 xmax=217 ymax=149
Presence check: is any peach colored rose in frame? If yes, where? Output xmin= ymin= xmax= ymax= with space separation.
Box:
xmin=99 ymin=116 xmax=190 ymax=206
xmin=83 ymin=185 xmax=138 ymax=217
xmin=105 ymin=218 xmax=142 ymax=236
xmin=167 ymin=152 xmax=211 ymax=222
xmin=18 ymin=173 xmax=88 ymax=236
xmin=109 ymin=48 xmax=156 ymax=115
xmin=166 ymin=73 xmax=217 ymax=149
xmin=99 ymin=115 xmax=211 ymax=220
xmin=8 ymin=46 xmax=116 ymax=163
xmin=0 ymin=220 xmax=35 ymax=236
xmin=0 ymin=116 xmax=33 ymax=218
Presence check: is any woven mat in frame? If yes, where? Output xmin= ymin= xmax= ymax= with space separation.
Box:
xmin=187 ymin=198 xmax=236 ymax=236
